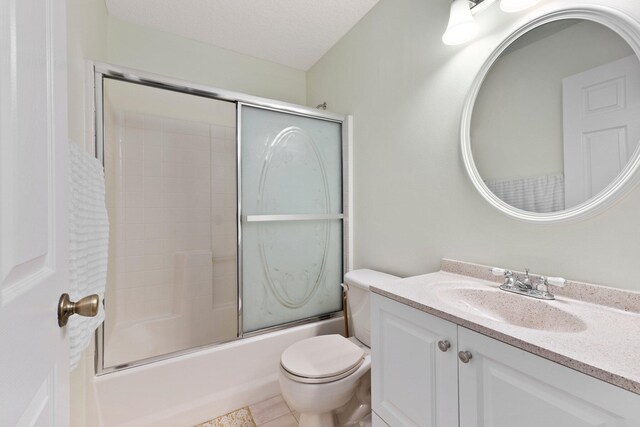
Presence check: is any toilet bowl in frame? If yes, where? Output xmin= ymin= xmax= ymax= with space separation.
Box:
xmin=279 ymin=335 xmax=371 ymax=427
xmin=278 ymin=270 xmax=398 ymax=427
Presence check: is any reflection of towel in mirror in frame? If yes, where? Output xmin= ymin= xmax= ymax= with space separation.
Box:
xmin=485 ymin=173 xmax=565 ymax=213
xmin=68 ymin=143 xmax=109 ymax=370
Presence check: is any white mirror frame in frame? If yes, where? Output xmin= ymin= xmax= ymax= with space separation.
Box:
xmin=461 ymin=4 xmax=640 ymax=223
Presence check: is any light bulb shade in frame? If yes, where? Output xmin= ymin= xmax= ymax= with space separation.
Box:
xmin=442 ymin=0 xmax=479 ymax=46
xmin=499 ymin=0 xmax=542 ymax=13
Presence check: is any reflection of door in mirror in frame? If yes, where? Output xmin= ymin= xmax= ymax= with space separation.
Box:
xmin=563 ymin=55 xmax=640 ymax=207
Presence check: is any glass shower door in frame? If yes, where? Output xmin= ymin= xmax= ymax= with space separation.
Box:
xmin=100 ymin=78 xmax=238 ymax=369
xmin=240 ymin=105 xmax=344 ymax=333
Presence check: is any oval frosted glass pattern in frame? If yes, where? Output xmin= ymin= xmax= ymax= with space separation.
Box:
xmin=241 ymin=106 xmax=343 ymax=332
xmin=258 ymin=126 xmax=333 ymax=214
xmin=259 ymin=127 xmax=332 ymax=308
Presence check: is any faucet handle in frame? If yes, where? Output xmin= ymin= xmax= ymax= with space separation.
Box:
xmin=535 ymin=276 xmax=567 ymax=297
xmin=490 ymin=267 xmax=512 ymax=277
xmin=490 ymin=267 xmax=505 ymax=276
xmin=491 ymin=268 xmax=515 ymax=288
xmin=537 ymin=276 xmax=566 ymax=287
xmin=546 ymin=277 xmax=567 ymax=288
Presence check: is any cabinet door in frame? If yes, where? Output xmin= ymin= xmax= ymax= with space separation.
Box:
xmin=458 ymin=327 xmax=640 ymax=427
xmin=371 ymin=294 xmax=459 ymax=427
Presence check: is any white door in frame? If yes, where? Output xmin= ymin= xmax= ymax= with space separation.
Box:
xmin=458 ymin=327 xmax=640 ymax=427
xmin=563 ymin=55 xmax=640 ymax=207
xmin=0 ymin=0 xmax=70 ymax=425
xmin=371 ymin=294 xmax=459 ymax=427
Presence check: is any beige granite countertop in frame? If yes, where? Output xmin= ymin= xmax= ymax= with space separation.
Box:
xmin=371 ymin=267 xmax=640 ymax=395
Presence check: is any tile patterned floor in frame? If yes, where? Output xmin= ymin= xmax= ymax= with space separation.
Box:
xmin=195 ymin=395 xmax=299 ymax=427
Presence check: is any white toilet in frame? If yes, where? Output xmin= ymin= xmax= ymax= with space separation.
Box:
xmin=278 ymin=269 xmax=398 ymax=427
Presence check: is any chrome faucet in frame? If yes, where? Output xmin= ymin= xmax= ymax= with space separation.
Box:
xmin=491 ymin=267 xmax=566 ymax=300
xmin=514 ymin=268 xmax=533 ymax=290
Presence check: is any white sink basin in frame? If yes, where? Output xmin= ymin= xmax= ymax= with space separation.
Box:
xmin=434 ymin=287 xmax=587 ymax=333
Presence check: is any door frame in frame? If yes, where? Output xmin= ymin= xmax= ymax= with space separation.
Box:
xmin=92 ymin=62 xmax=353 ymax=375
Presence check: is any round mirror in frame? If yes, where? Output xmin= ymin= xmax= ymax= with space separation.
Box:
xmin=462 ymin=7 xmax=640 ymax=223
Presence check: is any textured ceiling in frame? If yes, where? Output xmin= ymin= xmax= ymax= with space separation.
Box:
xmin=105 ymin=0 xmax=380 ymax=70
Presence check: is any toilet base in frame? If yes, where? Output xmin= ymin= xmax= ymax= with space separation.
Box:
xmin=336 ymin=375 xmax=371 ymax=426
xmin=299 ymin=412 xmax=336 ymax=427
xmin=296 ymin=376 xmax=372 ymax=427
xmin=279 ymin=340 xmax=372 ymax=427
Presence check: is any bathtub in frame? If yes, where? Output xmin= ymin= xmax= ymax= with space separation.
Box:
xmin=89 ymin=317 xmax=343 ymax=426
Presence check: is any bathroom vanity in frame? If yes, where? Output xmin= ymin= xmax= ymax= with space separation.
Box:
xmin=369 ymin=261 xmax=640 ymax=427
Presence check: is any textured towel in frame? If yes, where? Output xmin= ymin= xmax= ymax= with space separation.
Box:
xmin=68 ymin=143 xmax=109 ymax=370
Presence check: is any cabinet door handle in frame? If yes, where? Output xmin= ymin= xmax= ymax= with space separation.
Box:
xmin=437 ymin=340 xmax=451 ymax=352
xmin=458 ymin=351 xmax=473 ymax=363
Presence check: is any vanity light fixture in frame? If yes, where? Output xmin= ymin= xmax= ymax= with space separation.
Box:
xmin=443 ymin=0 xmax=541 ymax=46
xmin=442 ymin=0 xmax=481 ymax=46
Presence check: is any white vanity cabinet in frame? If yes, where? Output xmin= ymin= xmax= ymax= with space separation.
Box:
xmin=372 ymin=411 xmax=390 ymax=427
xmin=457 ymin=327 xmax=640 ymax=427
xmin=371 ymin=294 xmax=459 ymax=427
xmin=371 ymin=294 xmax=640 ymax=427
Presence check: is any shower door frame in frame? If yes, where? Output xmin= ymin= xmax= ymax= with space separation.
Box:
xmin=92 ymin=62 xmax=352 ymax=375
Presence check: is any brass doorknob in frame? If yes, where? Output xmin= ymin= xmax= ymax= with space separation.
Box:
xmin=58 ymin=293 xmax=99 ymax=327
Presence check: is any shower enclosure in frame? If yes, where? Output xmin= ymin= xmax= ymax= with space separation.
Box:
xmin=95 ymin=64 xmax=349 ymax=373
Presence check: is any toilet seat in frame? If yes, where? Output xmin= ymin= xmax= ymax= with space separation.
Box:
xmin=280 ymin=334 xmax=365 ymax=384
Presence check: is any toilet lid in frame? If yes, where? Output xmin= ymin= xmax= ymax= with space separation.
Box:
xmin=280 ymin=334 xmax=365 ymax=379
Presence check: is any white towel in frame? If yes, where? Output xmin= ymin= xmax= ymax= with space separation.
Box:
xmin=68 ymin=143 xmax=109 ymax=371
xmin=485 ymin=173 xmax=565 ymax=213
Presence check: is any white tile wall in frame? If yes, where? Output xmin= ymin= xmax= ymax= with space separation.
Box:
xmin=104 ymin=109 xmax=237 ymax=367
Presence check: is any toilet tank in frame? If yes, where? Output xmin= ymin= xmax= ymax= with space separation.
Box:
xmin=344 ymin=269 xmax=399 ymax=347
